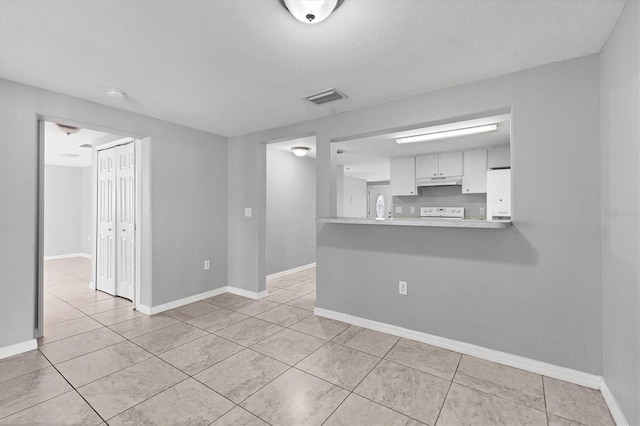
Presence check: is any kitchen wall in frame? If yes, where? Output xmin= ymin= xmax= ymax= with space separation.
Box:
xmin=228 ymin=54 xmax=603 ymax=375
xmin=600 ymin=0 xmax=640 ymax=424
xmin=0 ymin=79 xmax=228 ymax=350
xmin=266 ymin=146 xmax=316 ymax=275
xmin=393 ymin=186 xmax=487 ymax=219
xmin=43 ymin=165 xmax=84 ymax=257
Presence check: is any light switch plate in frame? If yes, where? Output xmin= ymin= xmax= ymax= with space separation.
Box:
xmin=410 ymin=207 xmax=416 ymax=214
xmin=204 ymin=260 xmax=211 ymax=270
xmin=245 ymin=208 xmax=252 ymax=217
xmin=399 ymin=281 xmax=408 ymax=296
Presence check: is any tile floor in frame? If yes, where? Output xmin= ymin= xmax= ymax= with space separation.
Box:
xmin=0 ymin=258 xmax=616 ymax=425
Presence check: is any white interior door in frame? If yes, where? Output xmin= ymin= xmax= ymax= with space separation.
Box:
xmin=116 ymin=143 xmax=135 ymax=300
xmin=96 ymin=142 xmax=135 ymax=300
xmin=96 ymin=148 xmax=116 ymax=295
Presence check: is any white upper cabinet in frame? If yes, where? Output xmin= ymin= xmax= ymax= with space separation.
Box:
xmin=415 ymin=152 xmax=462 ymax=179
xmin=489 ymin=146 xmax=510 ymax=169
xmin=415 ymin=154 xmax=438 ymax=179
xmin=390 ymin=157 xmax=416 ymax=196
xmin=462 ymin=149 xmax=487 ymax=194
xmin=438 ymin=152 xmax=463 ymax=177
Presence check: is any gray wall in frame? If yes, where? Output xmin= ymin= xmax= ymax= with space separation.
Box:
xmin=0 ymin=79 xmax=228 ymax=349
xmin=266 ymin=147 xmax=316 ymax=275
xmin=600 ymin=1 xmax=640 ymax=423
xmin=43 ymin=165 xmax=83 ymax=257
xmin=80 ymin=166 xmax=92 ymax=255
xmin=228 ymin=55 xmax=603 ymax=374
xmin=393 ymin=186 xmax=487 ymax=219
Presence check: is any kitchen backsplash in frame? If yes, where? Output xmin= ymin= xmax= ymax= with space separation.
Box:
xmin=392 ymin=186 xmax=487 ymax=219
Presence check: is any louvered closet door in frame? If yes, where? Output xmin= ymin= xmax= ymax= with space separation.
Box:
xmin=96 ymin=148 xmax=117 ymax=295
xmin=115 ymin=142 xmax=135 ymax=300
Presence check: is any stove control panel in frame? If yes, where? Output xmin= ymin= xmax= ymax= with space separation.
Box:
xmin=420 ymin=207 xmax=465 ymax=218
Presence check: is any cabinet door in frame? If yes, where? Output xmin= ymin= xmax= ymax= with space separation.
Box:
xmin=390 ymin=157 xmax=416 ymax=196
xmin=415 ymin=154 xmax=438 ymax=179
xmin=462 ymin=149 xmax=487 ymax=194
xmin=438 ymin=151 xmax=463 ymax=177
xmin=489 ymin=146 xmax=510 ymax=169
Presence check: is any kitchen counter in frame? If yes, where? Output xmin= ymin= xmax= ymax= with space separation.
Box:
xmin=317 ymin=217 xmax=512 ymax=229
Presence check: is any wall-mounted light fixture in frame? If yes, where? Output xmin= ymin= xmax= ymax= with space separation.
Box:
xmin=396 ymin=123 xmax=498 ymax=144
xmin=280 ymin=0 xmax=344 ymax=24
xmin=291 ymin=146 xmax=311 ymax=157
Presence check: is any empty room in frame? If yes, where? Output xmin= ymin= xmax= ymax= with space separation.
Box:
xmin=0 ymin=1 xmax=638 ymax=425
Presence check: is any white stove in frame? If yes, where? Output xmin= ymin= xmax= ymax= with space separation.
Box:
xmin=420 ymin=207 xmax=465 ymax=219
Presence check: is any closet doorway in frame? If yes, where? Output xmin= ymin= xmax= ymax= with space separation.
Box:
xmin=95 ymin=141 xmax=135 ymax=300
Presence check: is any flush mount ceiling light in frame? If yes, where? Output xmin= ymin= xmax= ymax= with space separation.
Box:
xmin=396 ymin=123 xmax=498 ymax=144
xmin=55 ymin=123 xmax=81 ymax=136
xmin=106 ymin=88 xmax=126 ymax=99
xmin=280 ymin=0 xmax=344 ymax=24
xmin=291 ymin=146 xmax=311 ymax=157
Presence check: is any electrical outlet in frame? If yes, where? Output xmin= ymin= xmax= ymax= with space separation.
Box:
xmin=244 ymin=208 xmax=252 ymax=217
xmin=204 ymin=260 xmax=211 ymax=270
xmin=410 ymin=207 xmax=416 ymax=214
xmin=399 ymin=281 xmax=408 ymax=295
xmin=395 ymin=206 xmax=402 ymax=213
xmin=480 ymin=207 xmax=485 ymax=215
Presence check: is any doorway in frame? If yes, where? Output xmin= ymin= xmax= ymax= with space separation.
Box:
xmin=37 ymin=119 xmax=141 ymax=339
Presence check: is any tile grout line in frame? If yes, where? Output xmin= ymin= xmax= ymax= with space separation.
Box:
xmin=433 ymin=350 xmax=463 ymax=425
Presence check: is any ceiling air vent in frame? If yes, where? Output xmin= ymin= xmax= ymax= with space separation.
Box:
xmin=78 ymin=144 xmax=92 ymax=148
xmin=304 ymin=88 xmax=347 ymax=105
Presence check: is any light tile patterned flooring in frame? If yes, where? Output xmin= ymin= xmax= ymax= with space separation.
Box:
xmin=0 ymin=258 xmax=615 ymax=425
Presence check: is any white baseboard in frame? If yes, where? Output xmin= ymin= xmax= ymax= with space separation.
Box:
xmin=44 ymin=253 xmax=91 ymax=261
xmin=314 ymin=307 xmax=602 ymax=390
xmin=137 ymin=286 xmax=227 ymax=315
xmin=135 ymin=285 xmax=268 ymax=315
xmin=227 ymin=286 xmax=269 ymax=300
xmin=0 ymin=339 xmax=38 ymax=359
xmin=267 ymin=262 xmax=316 ymax=280
xmin=600 ymin=379 xmax=629 ymax=426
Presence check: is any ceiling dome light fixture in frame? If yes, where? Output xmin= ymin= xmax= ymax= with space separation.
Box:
xmin=280 ymin=0 xmax=344 ymax=24
xmin=291 ymin=146 xmax=311 ymax=157
xmin=55 ymin=123 xmax=81 ymax=136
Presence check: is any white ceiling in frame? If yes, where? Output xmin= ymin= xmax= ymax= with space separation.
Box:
xmin=44 ymin=121 xmax=109 ymax=167
xmin=0 ymin=1 xmax=625 ymax=137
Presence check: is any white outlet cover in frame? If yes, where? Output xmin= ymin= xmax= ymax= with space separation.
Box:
xmin=244 ymin=208 xmax=252 ymax=217
xmin=480 ymin=207 xmax=485 ymax=215
xmin=399 ymin=281 xmax=408 ymax=295
xmin=395 ymin=206 xmax=402 ymax=213
xmin=410 ymin=207 xmax=416 ymax=213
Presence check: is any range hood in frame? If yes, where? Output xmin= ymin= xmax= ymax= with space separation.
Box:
xmin=416 ymin=177 xmax=463 ymax=187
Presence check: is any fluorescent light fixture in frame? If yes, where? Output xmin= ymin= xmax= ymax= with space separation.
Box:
xmin=291 ymin=146 xmax=311 ymax=157
xmin=281 ymin=0 xmax=343 ymax=24
xmin=396 ymin=123 xmax=498 ymax=144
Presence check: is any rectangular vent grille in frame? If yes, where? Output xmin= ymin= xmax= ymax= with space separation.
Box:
xmin=78 ymin=143 xmax=92 ymax=148
xmin=304 ymin=88 xmax=347 ymax=105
